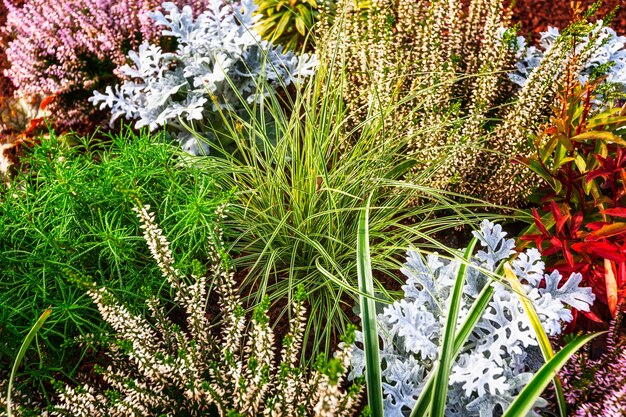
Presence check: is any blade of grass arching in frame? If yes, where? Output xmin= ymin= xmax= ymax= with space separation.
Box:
xmin=315 ymin=259 xmax=391 ymax=303
xmin=502 ymin=331 xmax=606 ymax=417
xmin=502 ymin=263 xmax=568 ymax=417
xmin=429 ymin=237 xmax=477 ymax=417
xmin=357 ymin=199 xmax=384 ymax=417
xmin=7 ymin=307 xmax=52 ymax=417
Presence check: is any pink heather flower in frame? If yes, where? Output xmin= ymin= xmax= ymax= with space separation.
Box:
xmin=561 ymin=318 xmax=626 ymax=416
xmin=1 ymin=0 xmax=211 ymax=131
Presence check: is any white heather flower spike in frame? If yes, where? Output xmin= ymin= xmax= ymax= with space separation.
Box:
xmin=349 ymin=220 xmax=595 ymax=417
xmin=33 ymin=202 xmax=363 ymax=417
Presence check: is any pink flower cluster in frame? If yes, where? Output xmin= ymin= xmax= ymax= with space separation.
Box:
xmin=561 ymin=320 xmax=626 ymax=416
xmin=1 ymin=0 xmax=210 ymax=130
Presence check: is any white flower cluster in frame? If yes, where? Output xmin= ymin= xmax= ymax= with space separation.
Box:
xmin=350 ymin=220 xmax=596 ymax=417
xmin=509 ymin=22 xmax=626 ymax=92
xmin=90 ymin=0 xmax=317 ymax=155
xmin=46 ymin=204 xmax=361 ymax=417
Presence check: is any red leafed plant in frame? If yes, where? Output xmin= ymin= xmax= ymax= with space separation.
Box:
xmin=518 ymin=74 xmax=626 ymax=322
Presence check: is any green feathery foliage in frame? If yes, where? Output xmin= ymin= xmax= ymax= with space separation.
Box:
xmin=0 ymin=129 xmax=230 ymax=394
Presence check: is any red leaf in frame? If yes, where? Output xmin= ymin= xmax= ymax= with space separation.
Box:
xmin=586 ymin=221 xmax=610 ymax=231
xmin=40 ymin=95 xmax=55 ymax=110
xmin=580 ymin=309 xmax=605 ymax=323
xmin=563 ymin=243 xmax=575 ymax=266
xmin=532 ymin=208 xmax=550 ymax=236
xmin=550 ymin=201 xmax=568 ymax=235
xmin=601 ymin=208 xmax=626 ymax=218
xmin=587 ymin=222 xmax=626 ymax=240
xmin=23 ymin=117 xmax=43 ymax=134
xmin=571 ymin=212 xmax=584 ymax=236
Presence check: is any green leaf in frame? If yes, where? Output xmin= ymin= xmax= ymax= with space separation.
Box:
xmin=7 ymin=308 xmax=53 ymax=417
xmin=503 ymin=263 xmax=568 ymax=417
xmin=556 ymin=134 xmax=574 ymax=152
xmin=540 ymin=136 xmax=559 ymax=163
xmin=430 ymin=238 xmax=477 ymax=417
xmin=410 ymin=265 xmax=497 ymax=417
xmin=570 ymin=131 xmax=626 ymax=146
xmin=502 ymin=331 xmax=606 ymax=417
xmin=527 ymin=160 xmax=555 ymax=189
xmin=357 ymin=196 xmax=384 ymax=417
xmin=295 ymin=16 xmax=306 ymax=36
xmin=274 ymin=12 xmax=293 ymax=40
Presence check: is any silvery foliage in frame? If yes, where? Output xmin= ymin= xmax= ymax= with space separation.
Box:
xmin=349 ymin=220 xmax=596 ymax=417
xmin=508 ymin=22 xmax=626 ymax=92
xmin=90 ymin=0 xmax=317 ymax=155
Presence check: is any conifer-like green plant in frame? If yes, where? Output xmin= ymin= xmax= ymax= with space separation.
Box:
xmin=0 ymin=129 xmax=229 ymax=391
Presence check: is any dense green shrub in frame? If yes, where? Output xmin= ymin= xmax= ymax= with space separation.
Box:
xmin=0 ymin=129 xmax=230 ymax=390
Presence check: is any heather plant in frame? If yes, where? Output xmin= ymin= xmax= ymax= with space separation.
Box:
xmin=91 ymin=0 xmax=317 ymax=155
xmin=519 ymin=76 xmax=626 ymax=320
xmin=0 ymin=129 xmax=230 ymax=392
xmin=560 ymin=315 xmax=626 ymax=416
xmin=20 ymin=204 xmax=362 ymax=417
xmin=1 ymin=0 xmax=211 ymax=132
xmin=510 ymin=22 xmax=626 ymax=97
xmin=350 ymin=220 xmax=596 ymax=416
xmin=316 ymin=0 xmax=612 ymax=206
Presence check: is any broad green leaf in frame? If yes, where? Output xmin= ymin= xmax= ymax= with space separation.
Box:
xmin=503 ymin=264 xmax=567 ymax=417
xmin=430 ymin=238 xmax=478 ymax=417
xmin=556 ymin=134 xmax=574 ymax=152
xmin=295 ymin=16 xmax=306 ymax=36
xmin=571 ymin=131 xmax=626 ymax=146
xmin=357 ymin=198 xmax=384 ymax=417
xmin=540 ymin=135 xmax=559 ymax=163
xmin=274 ymin=12 xmax=292 ymax=39
xmin=574 ymin=154 xmax=586 ymax=172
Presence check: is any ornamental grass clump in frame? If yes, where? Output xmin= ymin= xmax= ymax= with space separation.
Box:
xmin=316 ymin=0 xmax=616 ymax=206
xmin=44 ymin=204 xmax=363 ymax=417
xmin=350 ymin=220 xmax=596 ymax=416
xmin=199 ymin=45 xmax=506 ymax=359
xmin=91 ymin=0 xmax=317 ymax=155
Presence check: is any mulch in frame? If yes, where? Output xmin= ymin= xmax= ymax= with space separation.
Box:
xmin=511 ymin=0 xmax=626 ymax=39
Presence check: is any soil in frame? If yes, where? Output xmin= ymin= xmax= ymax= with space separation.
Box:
xmin=511 ymin=0 xmax=626 ymax=40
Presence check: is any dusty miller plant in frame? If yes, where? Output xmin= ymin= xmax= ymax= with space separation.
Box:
xmin=349 ymin=220 xmax=596 ymax=417
xmin=90 ymin=0 xmax=317 ymax=155
xmin=510 ymin=22 xmax=626 ymax=97
xmin=40 ymin=204 xmax=362 ymax=417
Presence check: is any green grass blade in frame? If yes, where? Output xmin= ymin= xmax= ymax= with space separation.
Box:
xmin=357 ymin=197 xmax=384 ymax=416
xmin=503 ymin=262 xmax=568 ymax=417
xmin=410 ymin=258 xmax=498 ymax=417
xmin=7 ymin=307 xmax=52 ymax=416
xmin=429 ymin=238 xmax=477 ymax=417
xmin=502 ymin=331 xmax=606 ymax=417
